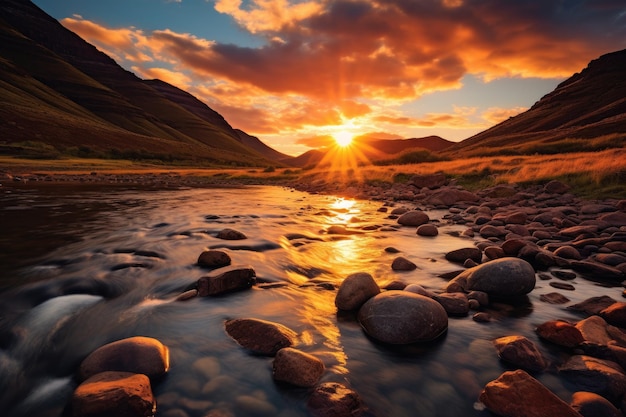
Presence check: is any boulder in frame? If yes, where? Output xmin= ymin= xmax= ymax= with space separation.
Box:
xmin=544 ymin=180 xmax=571 ymax=194
xmin=559 ymin=355 xmax=626 ymax=401
xmin=216 ymin=228 xmax=247 ymax=240
xmin=505 ymin=211 xmax=528 ymax=225
xmin=570 ymin=261 xmax=625 ymax=281
xmin=446 ymin=257 xmax=536 ymax=297
xmin=536 ymin=320 xmax=584 ymax=348
xmin=599 ymin=302 xmax=626 ymax=327
xmin=416 ymin=224 xmax=438 ymax=236
xmin=397 ymin=210 xmax=429 ymax=227
xmin=272 ymin=347 xmax=325 ymax=387
xmin=307 ymin=382 xmax=363 ymax=417
xmin=575 ymin=316 xmax=612 ymax=346
xmin=197 ymin=266 xmax=256 ymax=296
xmin=600 ymin=211 xmax=626 ymax=227
xmin=433 ymin=293 xmax=469 ymax=316
xmin=445 ymin=247 xmax=482 ymax=264
xmin=78 ymin=337 xmax=169 ymax=382
xmin=479 ymin=369 xmax=582 ymax=417
xmin=391 ymin=256 xmax=417 ymax=271
xmin=358 ymin=291 xmax=447 ymax=344
xmin=568 ymin=296 xmax=618 ymax=315
xmin=493 ymin=335 xmax=547 ymax=372
xmin=410 ymin=173 xmax=447 ymax=189
xmin=224 ymin=318 xmax=297 ymax=356
xmin=404 ymin=284 xmax=435 ymax=297
xmin=570 ymin=391 xmax=621 ymax=417
xmin=335 ymin=272 xmax=380 ymax=311
xmin=554 ymin=246 xmax=583 ymax=260
xmin=425 ymin=188 xmax=479 ymax=206
xmin=72 ymin=371 xmax=156 ymax=417
xmin=197 ymin=250 xmax=231 ymax=268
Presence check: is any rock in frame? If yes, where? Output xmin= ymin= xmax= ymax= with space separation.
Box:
xmin=391 ymin=256 xmax=417 ymax=271
xmin=501 ymin=238 xmax=530 ymax=256
xmin=224 ymin=318 xmax=297 ymax=356
xmin=468 ymin=290 xmax=489 ymax=306
xmin=358 ymin=291 xmax=448 ymax=344
xmin=575 ymin=316 xmax=612 ymax=346
xmin=197 ymin=250 xmax=231 ymax=268
xmin=197 ymin=266 xmax=256 ymax=296
xmin=570 ymin=391 xmax=621 ymax=417
xmin=550 ymin=282 xmax=575 ymax=291
xmin=433 ymin=293 xmax=470 ymax=316
xmin=307 ymin=382 xmax=363 ymax=417
xmin=416 ymin=224 xmax=438 ymax=236
xmin=479 ymin=369 xmax=582 ymax=417
xmin=536 ymin=320 xmax=584 ymax=348
xmin=570 ymin=261 xmax=625 ymax=281
xmin=568 ymin=296 xmax=618 ymax=315
xmin=484 ymin=246 xmax=505 ymax=260
xmin=560 ymin=225 xmax=599 ymax=237
xmin=554 ymin=245 xmax=583 ymax=260
xmin=426 ymin=188 xmax=479 ymax=206
xmin=600 ymin=211 xmax=626 ymax=227
xmin=397 ymin=210 xmax=429 ymax=227
xmin=272 ymin=347 xmax=325 ymax=387
xmin=78 ymin=336 xmax=170 ymax=382
xmin=559 ymin=355 xmax=626 ymax=401
xmin=473 ymin=312 xmax=492 ymax=323
xmin=72 ymin=371 xmax=156 ymax=417
xmin=446 ymin=257 xmax=536 ymax=297
xmin=216 ymin=228 xmax=247 ymax=240
xmin=539 ymin=292 xmax=571 ymax=304
xmin=410 ymin=173 xmax=447 ymax=189
xmin=599 ymin=302 xmax=626 ymax=327
xmin=505 ymin=211 xmax=528 ymax=225
xmin=335 ymin=272 xmax=380 ymax=311
xmin=404 ymin=284 xmax=435 ymax=297
xmin=479 ymin=225 xmax=507 ymax=238
xmin=493 ymin=335 xmax=548 ymax=372
xmin=544 ymin=180 xmax=571 ymax=194
xmin=445 ymin=247 xmax=482 ymax=263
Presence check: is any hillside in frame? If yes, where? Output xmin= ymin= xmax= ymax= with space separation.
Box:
xmin=0 ymin=0 xmax=277 ymax=165
xmin=446 ymin=49 xmax=626 ymax=157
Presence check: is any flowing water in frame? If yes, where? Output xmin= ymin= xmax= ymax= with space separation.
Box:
xmin=0 ymin=183 xmax=619 ymax=417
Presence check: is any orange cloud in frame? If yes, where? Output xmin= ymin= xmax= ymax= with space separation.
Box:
xmin=481 ymin=106 xmax=528 ymax=124
xmin=296 ymin=135 xmax=336 ymax=149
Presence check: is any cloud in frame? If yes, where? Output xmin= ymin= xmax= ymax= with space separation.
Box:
xmin=295 ymin=135 xmax=336 ymax=149
xmin=481 ymin=106 xmax=528 ymax=124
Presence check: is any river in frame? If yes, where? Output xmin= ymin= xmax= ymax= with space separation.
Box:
xmin=0 ymin=183 xmax=617 ymax=417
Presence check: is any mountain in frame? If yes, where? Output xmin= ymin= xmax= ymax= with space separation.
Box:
xmin=446 ymin=49 xmax=626 ymax=157
xmin=0 ymin=0 xmax=280 ymax=165
xmin=356 ymin=136 xmax=454 ymax=154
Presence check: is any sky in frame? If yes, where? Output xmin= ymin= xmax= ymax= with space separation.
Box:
xmin=32 ymin=0 xmax=626 ymax=156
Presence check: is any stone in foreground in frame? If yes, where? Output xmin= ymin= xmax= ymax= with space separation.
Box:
xmin=358 ymin=291 xmax=447 ymax=344
xmin=272 ymin=347 xmax=325 ymax=387
xmin=197 ymin=265 xmax=256 ymax=296
xmin=446 ymin=257 xmax=536 ymax=297
xmin=308 ymin=382 xmax=363 ymax=417
xmin=78 ymin=336 xmax=170 ymax=382
xmin=479 ymin=369 xmax=582 ymax=417
xmin=224 ymin=318 xmax=297 ymax=356
xmin=72 ymin=371 xmax=156 ymax=417
xmin=335 ymin=272 xmax=380 ymax=311
xmin=493 ymin=335 xmax=547 ymax=372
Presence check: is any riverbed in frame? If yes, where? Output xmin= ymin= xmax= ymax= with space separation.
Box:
xmin=0 ymin=183 xmax=619 ymax=417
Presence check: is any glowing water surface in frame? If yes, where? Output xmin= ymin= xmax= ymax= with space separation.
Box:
xmin=0 ymin=184 xmax=618 ymax=417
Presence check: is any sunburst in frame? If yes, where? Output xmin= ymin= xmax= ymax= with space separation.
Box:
xmin=333 ymin=130 xmax=354 ymax=147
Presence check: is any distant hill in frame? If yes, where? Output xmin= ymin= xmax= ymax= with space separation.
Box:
xmin=356 ymin=135 xmax=454 ymax=154
xmin=0 ymin=0 xmax=280 ymax=165
xmin=447 ymin=49 xmax=626 ymax=157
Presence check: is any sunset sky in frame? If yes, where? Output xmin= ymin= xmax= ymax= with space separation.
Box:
xmin=32 ymin=0 xmax=626 ymax=156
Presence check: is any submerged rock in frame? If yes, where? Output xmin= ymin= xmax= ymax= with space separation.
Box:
xmin=216 ymin=228 xmax=247 ymax=240
xmin=72 ymin=371 xmax=156 ymax=417
xmin=224 ymin=318 xmax=297 ymax=356
xmin=358 ymin=291 xmax=448 ymax=344
xmin=446 ymin=257 xmax=536 ymax=297
xmin=78 ymin=336 xmax=170 ymax=382
xmin=272 ymin=347 xmax=325 ymax=387
xmin=197 ymin=266 xmax=256 ymax=296
xmin=391 ymin=256 xmax=417 ymax=271
xmin=307 ymin=382 xmax=363 ymax=417
xmin=559 ymin=355 xmax=626 ymax=401
xmin=197 ymin=250 xmax=231 ymax=268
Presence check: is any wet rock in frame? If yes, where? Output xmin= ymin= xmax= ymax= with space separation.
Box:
xmin=473 ymin=312 xmax=492 ymax=323
xmin=479 ymin=225 xmax=507 ymax=238
xmin=559 ymin=355 xmax=626 ymax=401
xmin=576 ymin=316 xmax=612 ymax=346
xmin=540 ymin=292 xmax=571 ymax=304
xmin=416 ymin=223 xmax=438 ymax=236
xmin=595 ymin=253 xmax=626 ymax=266
xmin=72 ymin=371 xmax=156 ymax=417
xmin=391 ymin=256 xmax=417 ymax=271
xmin=599 ymin=302 xmax=626 ymax=327
xmin=501 ymin=238 xmax=529 ymax=256
xmin=552 ymin=270 xmax=577 ymax=280
xmin=544 ymin=180 xmax=571 ymax=194
xmin=224 ymin=318 xmax=297 ymax=356
xmin=505 ymin=211 xmax=528 ymax=225
xmin=197 ymin=250 xmax=231 ymax=268
xmin=484 ymin=246 xmax=505 ymax=260
xmin=175 ymin=289 xmax=198 ymax=301
xmin=426 ymin=188 xmax=479 ymax=206
xmin=479 ymin=369 xmax=582 ymax=417
xmin=493 ymin=335 xmax=547 ymax=372
xmin=410 ymin=173 xmax=447 ymax=189
xmin=272 ymin=347 xmax=325 ymax=387
xmin=468 ymin=290 xmax=489 ymax=306
xmin=335 ymin=272 xmax=380 ymax=311
xmin=570 ymin=261 xmax=625 ymax=281
xmin=358 ymin=291 xmax=448 ymax=344
xmin=568 ymin=296 xmax=618 ymax=315
xmin=550 ymin=281 xmax=575 ymax=291
xmin=446 ymin=257 xmax=536 ymax=297
xmin=78 ymin=336 xmax=170 ymax=382
xmin=235 ymin=395 xmax=276 ymax=416
xmin=197 ymin=266 xmax=256 ymax=296
xmin=404 ymin=284 xmax=435 ymax=297
xmin=536 ymin=320 xmax=584 ymax=348
xmin=570 ymin=391 xmax=621 ymax=417
xmin=554 ymin=245 xmax=583 ymax=260
xmin=433 ymin=293 xmax=470 ymax=316
xmin=307 ymin=382 xmax=363 ymax=417
xmin=445 ymin=247 xmax=482 ymax=264
xmin=600 ymin=211 xmax=626 ymax=227
xmin=397 ymin=210 xmax=429 ymax=227
xmin=216 ymin=228 xmax=247 ymax=240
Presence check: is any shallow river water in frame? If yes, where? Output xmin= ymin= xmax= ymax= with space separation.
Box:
xmin=0 ymin=183 xmax=620 ymax=417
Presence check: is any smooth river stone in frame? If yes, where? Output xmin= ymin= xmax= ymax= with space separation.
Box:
xmin=358 ymin=291 xmax=448 ymax=344
xmin=272 ymin=347 xmax=325 ymax=387
xmin=335 ymin=272 xmax=380 ymax=311
xmin=446 ymin=257 xmax=536 ymax=297
xmin=224 ymin=318 xmax=297 ymax=356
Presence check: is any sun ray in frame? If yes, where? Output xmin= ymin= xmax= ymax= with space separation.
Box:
xmin=333 ymin=130 xmax=353 ymax=147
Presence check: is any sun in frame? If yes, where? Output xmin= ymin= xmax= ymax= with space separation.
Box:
xmin=333 ymin=130 xmax=353 ymax=147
